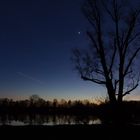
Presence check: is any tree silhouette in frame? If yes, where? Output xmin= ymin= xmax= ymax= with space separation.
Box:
xmin=29 ymin=94 xmax=41 ymax=103
xmin=72 ymin=0 xmax=140 ymax=104
xmin=29 ymin=94 xmax=46 ymax=108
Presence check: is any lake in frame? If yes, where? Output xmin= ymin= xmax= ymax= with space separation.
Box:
xmin=0 ymin=114 xmax=102 ymax=126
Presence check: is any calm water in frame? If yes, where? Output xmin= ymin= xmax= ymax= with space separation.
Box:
xmin=0 ymin=115 xmax=102 ymax=126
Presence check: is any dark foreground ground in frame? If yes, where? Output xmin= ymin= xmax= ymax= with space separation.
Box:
xmin=0 ymin=124 xmax=139 ymax=139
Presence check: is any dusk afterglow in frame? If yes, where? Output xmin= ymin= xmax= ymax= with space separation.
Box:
xmin=0 ymin=0 xmax=140 ymax=101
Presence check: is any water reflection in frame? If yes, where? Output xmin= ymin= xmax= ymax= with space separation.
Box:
xmin=0 ymin=114 xmax=101 ymax=126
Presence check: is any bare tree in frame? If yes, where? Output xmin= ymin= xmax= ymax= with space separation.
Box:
xmin=72 ymin=0 xmax=140 ymax=104
xmin=29 ymin=94 xmax=41 ymax=104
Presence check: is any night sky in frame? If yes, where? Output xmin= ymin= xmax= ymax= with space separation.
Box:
xmin=0 ymin=0 xmax=139 ymax=101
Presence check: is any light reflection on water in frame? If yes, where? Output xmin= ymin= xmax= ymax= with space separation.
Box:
xmin=0 ymin=115 xmax=102 ymax=126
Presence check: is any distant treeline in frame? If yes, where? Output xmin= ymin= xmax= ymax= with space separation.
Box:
xmin=0 ymin=95 xmax=98 ymax=115
xmin=0 ymin=95 xmax=140 ymax=123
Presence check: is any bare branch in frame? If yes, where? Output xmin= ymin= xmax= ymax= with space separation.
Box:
xmin=87 ymin=31 xmax=99 ymax=53
xmin=128 ymin=32 xmax=140 ymax=44
xmin=124 ymin=47 xmax=140 ymax=76
xmin=82 ymin=8 xmax=97 ymax=30
xmin=125 ymin=70 xmax=133 ymax=76
xmin=101 ymin=0 xmax=115 ymax=21
xmin=122 ymin=13 xmax=138 ymax=55
xmin=81 ymin=75 xmax=106 ymax=85
xmin=93 ymin=68 xmax=104 ymax=76
xmin=109 ymin=38 xmax=117 ymax=75
xmin=123 ymin=83 xmax=139 ymax=97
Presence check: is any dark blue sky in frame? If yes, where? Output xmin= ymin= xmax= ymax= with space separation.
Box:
xmin=0 ymin=0 xmax=104 ymax=100
xmin=0 ymin=0 xmax=139 ymax=100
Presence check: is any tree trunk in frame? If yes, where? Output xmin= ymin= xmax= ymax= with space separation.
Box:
xmin=118 ymin=64 xmax=124 ymax=103
xmin=118 ymin=94 xmax=123 ymax=103
xmin=108 ymin=89 xmax=116 ymax=104
xmin=106 ymin=81 xmax=117 ymax=104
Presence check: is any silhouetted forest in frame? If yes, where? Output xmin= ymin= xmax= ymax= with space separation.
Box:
xmin=0 ymin=95 xmax=140 ymax=125
xmin=0 ymin=95 xmax=97 ymax=115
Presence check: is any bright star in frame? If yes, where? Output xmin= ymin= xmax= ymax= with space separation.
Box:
xmin=78 ymin=31 xmax=81 ymax=35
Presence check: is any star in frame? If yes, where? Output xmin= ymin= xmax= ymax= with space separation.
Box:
xmin=78 ymin=31 xmax=81 ymax=35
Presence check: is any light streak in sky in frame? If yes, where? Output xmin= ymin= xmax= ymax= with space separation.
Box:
xmin=17 ymin=72 xmax=46 ymax=85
